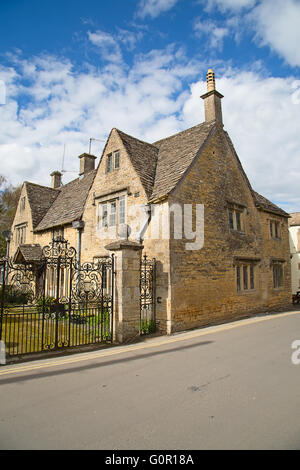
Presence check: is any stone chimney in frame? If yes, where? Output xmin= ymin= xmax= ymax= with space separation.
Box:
xmin=51 ymin=171 xmax=62 ymax=189
xmin=200 ymin=69 xmax=224 ymax=125
xmin=78 ymin=153 xmax=97 ymax=176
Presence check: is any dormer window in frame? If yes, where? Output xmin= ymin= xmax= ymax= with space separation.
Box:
xmin=107 ymin=151 xmax=120 ymax=173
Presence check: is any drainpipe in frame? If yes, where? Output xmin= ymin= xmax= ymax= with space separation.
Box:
xmin=137 ymin=204 xmax=152 ymax=243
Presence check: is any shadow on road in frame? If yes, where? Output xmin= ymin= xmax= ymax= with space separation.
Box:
xmin=0 ymin=340 xmax=214 ymax=385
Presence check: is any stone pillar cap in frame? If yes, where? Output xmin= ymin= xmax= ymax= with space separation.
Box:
xmin=105 ymin=240 xmax=144 ymax=251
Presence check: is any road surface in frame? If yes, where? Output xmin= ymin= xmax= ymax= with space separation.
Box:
xmin=0 ymin=311 xmax=300 ymax=450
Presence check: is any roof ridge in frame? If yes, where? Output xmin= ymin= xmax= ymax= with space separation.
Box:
xmin=58 ymin=169 xmax=97 ymax=190
xmin=116 ymin=128 xmax=159 ymax=150
xmin=25 ymin=181 xmax=59 ymax=191
xmin=153 ymin=121 xmax=214 ymax=146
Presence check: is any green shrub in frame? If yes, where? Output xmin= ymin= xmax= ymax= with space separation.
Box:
xmin=35 ymin=296 xmax=56 ymax=313
xmin=140 ymin=319 xmax=156 ymax=334
xmin=0 ymin=285 xmax=32 ymax=305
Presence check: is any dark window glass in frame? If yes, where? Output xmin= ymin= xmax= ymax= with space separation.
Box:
xmin=114 ymin=151 xmax=120 ymax=169
xmin=236 ymin=212 xmax=241 ymax=231
xmin=236 ymin=266 xmax=241 ymax=292
xmin=243 ymin=266 xmax=248 ymax=290
xmin=229 ymin=210 xmax=234 ymax=230
xmin=107 ymin=154 xmax=113 ymax=173
xmin=250 ymin=266 xmax=254 ymax=289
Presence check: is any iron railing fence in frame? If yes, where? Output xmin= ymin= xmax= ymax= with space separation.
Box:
xmin=140 ymin=254 xmax=156 ymax=335
xmin=0 ymin=238 xmax=114 ymax=358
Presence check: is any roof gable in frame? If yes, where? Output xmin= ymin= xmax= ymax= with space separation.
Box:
xmin=25 ymin=182 xmax=59 ymax=229
xmin=34 ymin=170 xmax=96 ymax=232
xmin=14 ymin=244 xmax=43 ymax=264
xmin=115 ymin=129 xmax=159 ymax=198
xmin=150 ymin=121 xmax=216 ymax=201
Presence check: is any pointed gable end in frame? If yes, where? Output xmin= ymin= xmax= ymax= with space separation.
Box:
xmin=149 ymin=121 xmax=216 ymax=202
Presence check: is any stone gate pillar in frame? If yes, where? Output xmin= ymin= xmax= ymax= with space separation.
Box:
xmin=105 ymin=240 xmax=143 ymax=343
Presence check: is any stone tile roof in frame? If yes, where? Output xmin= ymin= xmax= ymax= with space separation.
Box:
xmin=252 ymin=191 xmax=289 ymax=218
xmin=23 ymin=121 xmax=288 ymax=234
xmin=14 ymin=244 xmax=43 ymax=263
xmin=25 ymin=182 xmax=59 ymax=229
xmin=116 ymin=129 xmax=159 ymax=198
xmin=289 ymin=212 xmax=300 ymax=226
xmin=34 ymin=170 xmax=96 ymax=232
xmin=150 ymin=121 xmax=216 ymax=201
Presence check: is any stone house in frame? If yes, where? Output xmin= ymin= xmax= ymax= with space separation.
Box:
xmin=9 ymin=69 xmax=292 ymax=337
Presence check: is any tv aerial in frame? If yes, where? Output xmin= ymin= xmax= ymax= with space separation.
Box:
xmin=89 ymin=137 xmax=105 ymax=154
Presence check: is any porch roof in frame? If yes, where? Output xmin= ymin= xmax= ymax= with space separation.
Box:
xmin=14 ymin=244 xmax=43 ymax=264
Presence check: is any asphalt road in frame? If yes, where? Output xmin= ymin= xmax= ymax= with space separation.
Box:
xmin=0 ymin=311 xmax=300 ymax=450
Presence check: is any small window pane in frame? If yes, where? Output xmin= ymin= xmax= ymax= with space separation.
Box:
xmin=243 ymin=266 xmax=248 ymax=290
xmin=236 ymin=212 xmax=241 ymax=231
xmin=102 ymin=203 xmax=108 ymax=227
xmin=229 ymin=211 xmax=234 ymax=230
xmin=250 ymin=266 xmax=254 ymax=290
xmin=114 ymin=151 xmax=120 ymax=169
xmin=107 ymin=154 xmax=113 ymax=173
xmin=119 ymin=196 xmax=125 ymax=224
xmin=236 ymin=266 xmax=241 ymax=292
xmin=109 ymin=202 xmax=116 ymax=226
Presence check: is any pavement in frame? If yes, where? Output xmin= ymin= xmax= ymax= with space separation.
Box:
xmin=0 ymin=310 xmax=300 ymax=450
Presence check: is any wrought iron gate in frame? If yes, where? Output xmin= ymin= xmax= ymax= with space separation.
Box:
xmin=140 ymin=254 xmax=156 ymax=335
xmin=0 ymin=238 xmax=114 ymax=358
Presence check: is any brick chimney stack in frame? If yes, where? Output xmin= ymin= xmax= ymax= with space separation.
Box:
xmin=78 ymin=153 xmax=97 ymax=176
xmin=51 ymin=171 xmax=62 ymax=189
xmin=201 ymin=69 xmax=224 ymax=125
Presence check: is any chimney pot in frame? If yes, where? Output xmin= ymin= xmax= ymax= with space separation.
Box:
xmin=50 ymin=171 xmax=62 ymax=189
xmin=200 ymin=68 xmax=224 ymax=125
xmin=78 ymin=153 xmax=97 ymax=176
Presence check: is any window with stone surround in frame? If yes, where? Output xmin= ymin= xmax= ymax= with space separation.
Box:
xmin=228 ymin=203 xmax=245 ymax=232
xmin=52 ymin=227 xmax=64 ymax=241
xmin=270 ymin=220 xmax=281 ymax=239
xmin=16 ymin=225 xmax=26 ymax=245
xmin=236 ymin=263 xmax=255 ymax=292
xmin=98 ymin=195 xmax=126 ymax=230
xmin=107 ymin=151 xmax=120 ymax=173
xmin=273 ymin=262 xmax=284 ymax=288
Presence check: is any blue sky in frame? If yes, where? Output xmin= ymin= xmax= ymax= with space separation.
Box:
xmin=0 ymin=0 xmax=300 ymax=211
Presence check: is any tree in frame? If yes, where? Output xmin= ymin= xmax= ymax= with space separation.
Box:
xmin=0 ymin=176 xmax=21 ymax=257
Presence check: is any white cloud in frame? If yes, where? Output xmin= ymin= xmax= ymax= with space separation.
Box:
xmin=194 ymin=20 xmax=230 ymax=49
xmin=136 ymin=0 xmax=179 ymax=19
xmin=202 ymin=0 xmax=300 ymax=68
xmin=204 ymin=0 xmax=257 ymax=11
xmin=88 ymin=30 xmax=123 ymax=63
xmin=182 ymin=70 xmax=300 ymax=212
xmin=251 ymin=0 xmax=300 ymax=67
xmin=0 ymin=47 xmax=300 ymax=212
